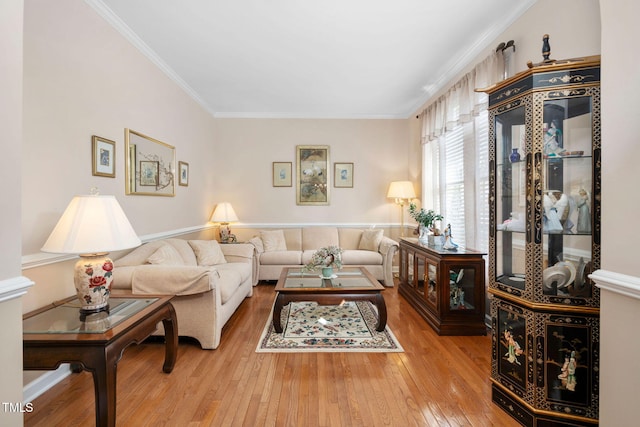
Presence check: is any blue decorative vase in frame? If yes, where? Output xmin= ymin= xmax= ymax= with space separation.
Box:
xmin=321 ymin=267 xmax=334 ymax=278
xmin=510 ymin=148 xmax=521 ymax=163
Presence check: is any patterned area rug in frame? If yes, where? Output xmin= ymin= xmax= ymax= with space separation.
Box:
xmin=256 ymin=300 xmax=403 ymax=353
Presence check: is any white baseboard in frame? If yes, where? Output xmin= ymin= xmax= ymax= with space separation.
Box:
xmin=23 ymin=365 xmax=72 ymax=403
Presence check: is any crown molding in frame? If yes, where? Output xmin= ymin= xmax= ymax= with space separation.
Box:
xmin=84 ymin=0 xmax=216 ymax=117
xmin=408 ymin=0 xmax=538 ymax=117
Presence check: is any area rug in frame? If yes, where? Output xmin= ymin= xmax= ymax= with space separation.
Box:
xmin=256 ymin=300 xmax=403 ymax=353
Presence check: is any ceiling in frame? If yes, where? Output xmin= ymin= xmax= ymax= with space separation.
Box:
xmin=90 ymin=0 xmax=535 ymax=119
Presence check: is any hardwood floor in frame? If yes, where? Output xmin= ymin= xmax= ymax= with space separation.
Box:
xmin=25 ymin=282 xmax=519 ymax=427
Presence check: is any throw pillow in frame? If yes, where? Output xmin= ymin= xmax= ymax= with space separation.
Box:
xmin=358 ymin=229 xmax=384 ymax=251
xmin=147 ymin=244 xmax=184 ymax=265
xmin=260 ymin=230 xmax=287 ymax=252
xmin=188 ymin=240 xmax=227 ymax=266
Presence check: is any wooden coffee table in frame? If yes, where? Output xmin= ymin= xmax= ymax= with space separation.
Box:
xmin=23 ymin=295 xmax=177 ymax=427
xmin=272 ymin=267 xmax=387 ymax=333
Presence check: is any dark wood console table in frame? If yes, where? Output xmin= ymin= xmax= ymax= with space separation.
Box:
xmin=398 ymin=238 xmax=487 ymax=335
xmin=23 ymin=295 xmax=178 ymax=427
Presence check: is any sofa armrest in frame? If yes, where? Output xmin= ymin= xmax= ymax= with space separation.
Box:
xmin=220 ymin=243 xmax=259 ymax=286
xmin=220 ymin=243 xmax=254 ymax=261
xmin=378 ymin=236 xmax=399 ymax=287
xmin=378 ymin=236 xmax=399 ymax=255
xmin=122 ymin=265 xmax=216 ymax=296
xmin=248 ymin=236 xmax=264 ymax=254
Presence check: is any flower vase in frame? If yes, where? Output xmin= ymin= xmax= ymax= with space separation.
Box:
xmin=418 ymin=225 xmax=429 ymax=244
xmin=509 ymin=148 xmax=521 ymax=162
xmin=321 ymin=267 xmax=334 ymax=278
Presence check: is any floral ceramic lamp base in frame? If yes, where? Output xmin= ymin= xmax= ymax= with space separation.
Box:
xmin=74 ymin=253 xmax=114 ymax=313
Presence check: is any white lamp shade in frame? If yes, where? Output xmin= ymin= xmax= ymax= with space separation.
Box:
xmin=387 ymin=181 xmax=416 ymax=199
xmin=210 ymin=202 xmax=239 ymax=223
xmin=41 ymin=195 xmax=141 ymax=254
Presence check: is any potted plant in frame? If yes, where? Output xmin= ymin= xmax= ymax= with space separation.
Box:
xmin=408 ymin=203 xmax=443 ymax=244
xmin=303 ymin=245 xmax=343 ymax=278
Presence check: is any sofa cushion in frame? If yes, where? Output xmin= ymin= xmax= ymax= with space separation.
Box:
xmin=260 ymin=251 xmax=302 ymax=265
xmin=358 ymin=229 xmax=384 ymax=251
xmin=214 ymin=268 xmax=244 ymax=304
xmin=341 ymin=250 xmax=383 ymax=265
xmin=260 ymin=230 xmax=287 ymax=252
xmin=338 ymin=228 xmax=364 ymax=250
xmin=147 ymin=244 xmax=184 ymax=266
xmin=188 ymin=240 xmax=227 ymax=265
xmin=302 ymin=227 xmax=339 ymax=250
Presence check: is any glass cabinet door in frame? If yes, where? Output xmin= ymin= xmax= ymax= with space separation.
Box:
xmin=541 ymin=96 xmax=594 ymax=299
xmin=449 ymin=267 xmax=476 ymax=311
xmin=425 ymin=262 xmax=438 ymax=309
xmin=494 ymin=105 xmax=527 ymax=291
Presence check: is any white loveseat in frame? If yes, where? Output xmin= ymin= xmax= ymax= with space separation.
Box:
xmin=112 ymin=238 xmax=256 ymax=349
xmin=249 ymin=227 xmax=398 ymax=286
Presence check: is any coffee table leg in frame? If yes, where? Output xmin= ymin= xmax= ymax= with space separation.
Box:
xmin=273 ymin=293 xmax=285 ymax=333
xmin=374 ymin=293 xmax=387 ymax=332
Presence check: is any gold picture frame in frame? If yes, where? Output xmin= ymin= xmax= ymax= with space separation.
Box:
xmin=91 ymin=135 xmax=116 ymax=178
xmin=178 ymin=161 xmax=189 ymax=186
xmin=125 ymin=128 xmax=175 ymax=196
xmin=296 ymin=145 xmax=330 ymax=205
xmin=334 ymin=162 xmax=354 ymax=188
xmin=273 ymin=162 xmax=292 ymax=187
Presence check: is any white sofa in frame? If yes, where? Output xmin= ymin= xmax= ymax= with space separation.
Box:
xmin=249 ymin=227 xmax=398 ymax=286
xmin=112 ymin=238 xmax=257 ymax=349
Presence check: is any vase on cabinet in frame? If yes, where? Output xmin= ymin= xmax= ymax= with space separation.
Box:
xmin=509 ymin=148 xmax=521 ymax=162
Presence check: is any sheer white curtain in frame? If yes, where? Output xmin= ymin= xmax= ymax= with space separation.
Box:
xmin=419 ymin=53 xmax=502 ymax=250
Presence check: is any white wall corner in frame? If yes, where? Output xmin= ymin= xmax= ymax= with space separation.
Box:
xmin=0 ymin=276 xmax=35 ymax=303
xmin=590 ymin=269 xmax=640 ymax=300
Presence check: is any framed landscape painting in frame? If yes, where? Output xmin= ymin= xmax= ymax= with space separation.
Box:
xmin=296 ymin=145 xmax=329 ymax=205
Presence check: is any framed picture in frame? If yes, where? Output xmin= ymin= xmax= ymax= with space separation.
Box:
xmin=334 ymin=162 xmax=353 ymax=188
xmin=296 ymin=145 xmax=330 ymax=205
xmin=178 ymin=161 xmax=189 ymax=186
xmin=125 ymin=128 xmax=175 ymax=196
xmin=91 ymin=135 xmax=116 ymax=178
xmin=139 ymin=161 xmax=159 ymax=186
xmin=273 ymin=162 xmax=292 ymax=187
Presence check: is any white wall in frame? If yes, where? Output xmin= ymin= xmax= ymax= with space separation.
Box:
xmin=21 ymin=0 xmax=219 ymax=312
xmin=597 ymin=1 xmax=640 ymax=426
xmin=21 ymin=0 xmax=218 ymax=257
xmin=213 ymin=118 xmax=410 ymax=225
xmin=0 ymin=1 xmax=27 ymax=425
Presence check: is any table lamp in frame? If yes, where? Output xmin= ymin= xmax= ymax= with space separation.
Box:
xmin=387 ymin=181 xmax=416 ymax=237
xmin=41 ymin=192 xmax=141 ymax=313
xmin=211 ymin=202 xmax=239 ymax=243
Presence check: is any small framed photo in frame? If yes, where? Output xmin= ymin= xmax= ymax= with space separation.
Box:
xmin=334 ymin=162 xmax=354 ymax=188
xmin=178 ymin=161 xmax=189 ymax=186
xmin=91 ymin=135 xmax=116 ymax=178
xmin=273 ymin=162 xmax=292 ymax=187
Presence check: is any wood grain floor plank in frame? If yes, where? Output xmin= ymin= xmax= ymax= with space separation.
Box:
xmin=24 ymin=281 xmax=520 ymax=427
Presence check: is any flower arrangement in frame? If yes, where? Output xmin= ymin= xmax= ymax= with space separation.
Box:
xmin=408 ymin=203 xmax=443 ymax=234
xmin=303 ymin=245 xmax=343 ymax=272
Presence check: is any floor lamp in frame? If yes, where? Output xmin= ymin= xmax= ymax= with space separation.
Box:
xmin=387 ymin=181 xmax=416 ymax=237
